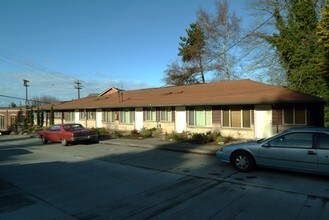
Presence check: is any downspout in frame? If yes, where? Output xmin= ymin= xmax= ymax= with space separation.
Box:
xmin=6 ymin=109 xmax=9 ymax=131
xmin=273 ymin=104 xmax=279 ymax=134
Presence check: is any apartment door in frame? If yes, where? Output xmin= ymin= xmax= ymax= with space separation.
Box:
xmin=96 ymin=110 xmax=102 ymax=128
xmin=255 ymin=105 xmax=273 ymax=139
xmin=135 ymin=108 xmax=143 ymax=131
xmin=175 ymin=107 xmax=186 ymax=133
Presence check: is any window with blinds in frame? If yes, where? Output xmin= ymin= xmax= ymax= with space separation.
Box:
xmin=283 ymin=105 xmax=306 ymax=125
xmin=188 ymin=107 xmax=212 ymax=127
xmin=119 ymin=109 xmax=134 ymax=124
xmin=160 ymin=108 xmax=172 ymax=122
xmin=222 ymin=107 xmax=251 ymax=128
xmin=145 ymin=108 xmax=156 ymax=121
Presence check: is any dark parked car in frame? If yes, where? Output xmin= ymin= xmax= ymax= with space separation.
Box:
xmin=37 ymin=123 xmax=98 ymax=146
xmin=216 ymin=127 xmax=329 ymax=175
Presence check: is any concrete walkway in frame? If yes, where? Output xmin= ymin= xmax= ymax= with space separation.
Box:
xmin=99 ymin=137 xmax=219 ymax=156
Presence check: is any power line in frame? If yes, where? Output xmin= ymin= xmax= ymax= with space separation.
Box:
xmin=221 ymin=14 xmax=275 ymax=56
xmin=0 ymin=94 xmax=50 ymax=104
xmin=0 ymin=48 xmax=76 ymax=83
xmin=0 ymin=94 xmax=25 ymax=101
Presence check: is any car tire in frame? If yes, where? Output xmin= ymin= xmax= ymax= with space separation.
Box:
xmin=232 ymin=151 xmax=255 ymax=172
xmin=61 ymin=139 xmax=68 ymax=146
xmin=41 ymin=137 xmax=47 ymax=144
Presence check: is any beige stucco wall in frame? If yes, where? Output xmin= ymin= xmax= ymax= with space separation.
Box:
xmin=187 ymin=127 xmax=212 ymax=134
xmin=102 ymin=122 xmax=120 ymax=130
xmin=158 ymin=122 xmax=175 ymax=133
xmin=143 ymin=121 xmax=158 ymax=129
xmin=116 ymin=124 xmax=135 ymax=131
xmin=102 ymin=121 xmax=134 ymax=131
xmin=54 ymin=118 xmax=63 ymax=124
xmin=78 ymin=120 xmax=96 ymax=129
xmin=220 ymin=128 xmax=255 ymax=140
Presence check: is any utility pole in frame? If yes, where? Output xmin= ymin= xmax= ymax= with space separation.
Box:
xmin=23 ymin=79 xmax=30 ymax=128
xmin=74 ymin=80 xmax=82 ymax=99
xmin=23 ymin=79 xmax=30 ymax=107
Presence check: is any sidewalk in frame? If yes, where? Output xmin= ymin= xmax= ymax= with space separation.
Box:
xmin=99 ymin=137 xmax=219 ymax=156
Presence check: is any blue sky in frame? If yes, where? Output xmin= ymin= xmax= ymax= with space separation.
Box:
xmin=0 ymin=0 xmax=249 ymax=107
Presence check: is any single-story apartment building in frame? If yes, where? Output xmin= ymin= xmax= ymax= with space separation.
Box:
xmin=35 ymin=79 xmax=325 ymax=139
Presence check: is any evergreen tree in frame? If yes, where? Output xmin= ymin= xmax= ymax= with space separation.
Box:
xmin=259 ymin=0 xmax=328 ymax=98
xmin=29 ymin=110 xmax=34 ymax=126
xmin=162 ymin=60 xmax=200 ymax=86
xmin=163 ymin=23 xmax=206 ymax=86
xmin=37 ymin=108 xmax=41 ymax=126
xmin=40 ymin=108 xmax=44 ymax=127
xmin=317 ymin=1 xmax=329 ymax=84
xmin=9 ymin=102 xmax=17 ymax=107
xmin=50 ymin=106 xmax=54 ymax=126
xmin=178 ymin=22 xmax=206 ymax=83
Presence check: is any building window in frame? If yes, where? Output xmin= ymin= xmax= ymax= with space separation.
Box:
xmin=188 ymin=107 xmax=212 ymax=127
xmin=103 ymin=111 xmax=115 ymax=122
xmin=160 ymin=108 xmax=172 ymax=122
xmin=87 ymin=111 xmax=95 ymax=120
xmin=119 ymin=109 xmax=134 ymax=124
xmin=79 ymin=111 xmax=95 ymax=120
xmin=242 ymin=110 xmax=251 ymax=127
xmin=231 ymin=108 xmax=241 ymax=127
xmin=222 ymin=107 xmax=251 ymax=128
xmin=222 ymin=109 xmax=230 ymax=127
xmin=0 ymin=115 xmax=4 ymax=129
xmin=145 ymin=108 xmax=156 ymax=121
xmin=283 ymin=105 xmax=306 ymax=125
xmin=64 ymin=112 xmax=75 ymax=122
xmin=79 ymin=111 xmax=86 ymax=120
xmin=10 ymin=115 xmax=17 ymax=125
xmin=54 ymin=112 xmax=62 ymax=118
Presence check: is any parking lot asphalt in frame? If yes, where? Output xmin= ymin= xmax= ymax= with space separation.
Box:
xmin=2 ymin=135 xmax=329 ymax=219
xmin=99 ymin=137 xmax=219 ymax=156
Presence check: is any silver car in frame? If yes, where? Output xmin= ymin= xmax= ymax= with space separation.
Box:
xmin=216 ymin=127 xmax=329 ymax=174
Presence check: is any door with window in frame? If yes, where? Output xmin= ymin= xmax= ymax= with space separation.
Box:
xmin=259 ymin=132 xmax=317 ymax=172
xmin=255 ymin=105 xmax=272 ymax=139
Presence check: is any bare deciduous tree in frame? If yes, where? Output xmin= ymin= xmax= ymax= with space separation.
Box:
xmin=197 ymin=0 xmax=242 ymax=80
xmin=30 ymin=95 xmax=60 ymax=107
xmin=241 ymin=0 xmax=291 ymax=85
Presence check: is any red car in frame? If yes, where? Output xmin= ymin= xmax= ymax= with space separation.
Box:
xmin=37 ymin=123 xmax=99 ymax=146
